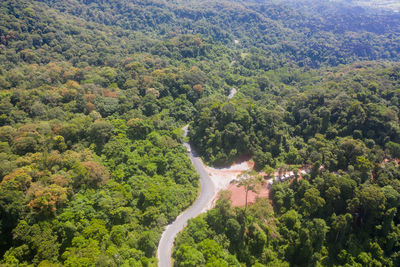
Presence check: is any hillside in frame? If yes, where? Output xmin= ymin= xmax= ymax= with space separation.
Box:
xmin=0 ymin=0 xmax=399 ymax=266
xmin=354 ymin=0 xmax=400 ymax=12
xmin=36 ymin=0 xmax=400 ymax=66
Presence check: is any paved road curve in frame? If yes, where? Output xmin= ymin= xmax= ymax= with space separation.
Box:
xmin=157 ymin=126 xmax=216 ymax=267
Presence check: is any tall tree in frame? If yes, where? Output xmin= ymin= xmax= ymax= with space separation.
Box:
xmin=235 ymin=170 xmax=263 ymax=216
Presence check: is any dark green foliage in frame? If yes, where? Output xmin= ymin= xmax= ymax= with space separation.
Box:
xmin=387 ymin=141 xmax=400 ymax=158
xmin=37 ymin=0 xmax=400 ymax=67
xmin=191 ymin=62 xmax=400 ymax=172
xmin=1 ymin=0 xmax=400 ymax=266
xmin=174 ymin=196 xmax=277 ymax=266
xmin=0 ymin=0 xmax=211 ymax=264
xmin=176 ymin=156 xmax=400 ymax=266
xmin=190 ymin=97 xmax=284 ymax=167
xmin=180 ymin=57 xmax=400 ymax=267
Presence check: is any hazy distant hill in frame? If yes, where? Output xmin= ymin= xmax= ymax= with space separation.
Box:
xmin=353 ymin=0 xmax=400 ymax=12
xmin=38 ymin=0 xmax=400 ymax=67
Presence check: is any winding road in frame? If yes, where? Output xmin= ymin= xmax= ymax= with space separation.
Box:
xmin=158 ymin=86 xmax=238 ymax=266
xmin=157 ymin=126 xmax=216 ymax=267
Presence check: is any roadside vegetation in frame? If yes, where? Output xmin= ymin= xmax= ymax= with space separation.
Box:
xmin=0 ymin=0 xmax=399 ymax=266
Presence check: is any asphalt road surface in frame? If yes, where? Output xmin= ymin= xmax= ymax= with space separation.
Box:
xmin=157 ymin=126 xmax=215 ymax=267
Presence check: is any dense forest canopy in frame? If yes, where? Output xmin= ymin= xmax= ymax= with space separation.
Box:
xmin=0 ymin=0 xmax=399 ymax=266
xmin=9 ymin=0 xmax=400 ymax=67
xmin=182 ymin=62 xmax=400 ymax=265
xmin=189 ymin=62 xmax=400 ymax=168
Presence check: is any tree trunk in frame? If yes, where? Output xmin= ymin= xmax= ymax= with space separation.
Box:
xmin=244 ymin=188 xmax=248 ymax=217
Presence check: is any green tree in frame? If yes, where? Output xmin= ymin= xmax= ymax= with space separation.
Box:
xmin=89 ymin=120 xmax=113 ymax=151
xmin=386 ymin=141 xmax=400 ymax=158
xmin=235 ymin=170 xmax=263 ymax=216
xmin=301 ymin=188 xmax=325 ymax=217
xmin=174 ymin=244 xmax=205 ymax=267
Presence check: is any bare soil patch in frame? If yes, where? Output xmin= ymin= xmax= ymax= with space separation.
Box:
xmin=227 ymin=182 xmax=270 ymax=207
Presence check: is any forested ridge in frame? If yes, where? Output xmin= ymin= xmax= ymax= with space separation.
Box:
xmin=181 ymin=62 xmax=400 ymax=266
xmin=38 ymin=0 xmax=400 ymax=67
xmin=0 ymin=0 xmax=224 ymax=265
xmin=189 ymin=62 xmax=400 ymax=168
xmin=0 ymin=0 xmax=400 ymax=266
